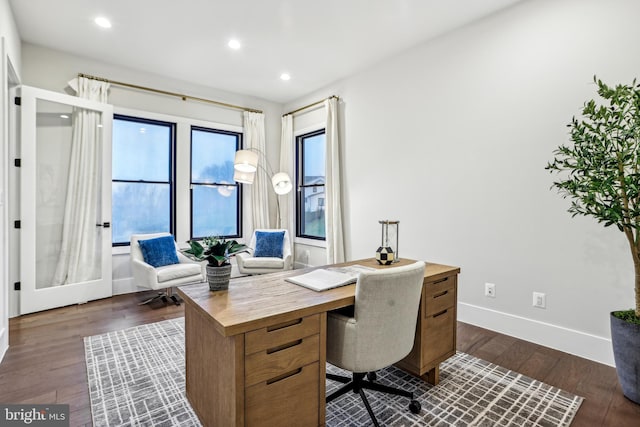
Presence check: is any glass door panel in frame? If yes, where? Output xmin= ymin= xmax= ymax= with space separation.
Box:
xmin=20 ymin=86 xmax=113 ymax=314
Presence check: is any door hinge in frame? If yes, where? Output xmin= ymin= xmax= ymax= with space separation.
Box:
xmin=14 ymin=158 xmax=21 ymax=167
xmin=14 ymin=282 xmax=20 ymax=291
xmin=14 ymin=96 xmax=21 ymax=106
xmin=14 ymin=220 xmax=20 ymax=229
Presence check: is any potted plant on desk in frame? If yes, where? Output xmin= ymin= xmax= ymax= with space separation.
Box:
xmin=184 ymin=236 xmax=248 ymax=291
xmin=546 ymin=76 xmax=640 ymax=404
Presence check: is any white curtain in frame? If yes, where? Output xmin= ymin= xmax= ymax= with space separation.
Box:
xmin=244 ymin=111 xmax=270 ymax=230
xmin=324 ymin=98 xmax=345 ymax=263
xmin=279 ymin=114 xmax=294 ymax=242
xmin=52 ymin=77 xmax=109 ymax=285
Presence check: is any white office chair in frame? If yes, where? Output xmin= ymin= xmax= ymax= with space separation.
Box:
xmin=130 ymin=232 xmax=206 ymax=305
xmin=326 ymin=261 xmax=426 ymax=427
xmin=235 ymin=229 xmax=292 ymax=275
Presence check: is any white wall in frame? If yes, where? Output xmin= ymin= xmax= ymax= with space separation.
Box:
xmin=0 ymin=0 xmax=22 ymax=362
xmin=9 ymin=43 xmax=284 ymax=316
xmin=0 ymin=0 xmax=20 ymax=77
xmin=284 ymin=0 xmax=640 ymax=366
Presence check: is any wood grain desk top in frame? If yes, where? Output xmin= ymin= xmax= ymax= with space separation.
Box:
xmin=177 ymin=258 xmax=460 ymax=338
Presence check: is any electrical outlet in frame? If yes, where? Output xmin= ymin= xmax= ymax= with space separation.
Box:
xmin=533 ymin=292 xmax=546 ymax=308
xmin=485 ymin=283 xmax=496 ymax=298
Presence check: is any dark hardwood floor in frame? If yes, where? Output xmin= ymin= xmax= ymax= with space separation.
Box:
xmin=1 ymin=292 xmax=639 ymax=426
xmin=457 ymin=323 xmax=640 ymax=426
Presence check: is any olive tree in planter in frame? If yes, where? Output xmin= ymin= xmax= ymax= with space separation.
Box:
xmin=184 ymin=237 xmax=248 ymax=291
xmin=546 ymin=76 xmax=640 ymax=404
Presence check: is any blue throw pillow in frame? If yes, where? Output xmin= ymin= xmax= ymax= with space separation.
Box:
xmin=138 ymin=235 xmax=179 ymax=267
xmin=253 ymin=231 xmax=285 ymax=258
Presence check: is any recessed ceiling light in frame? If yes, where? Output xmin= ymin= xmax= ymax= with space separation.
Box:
xmin=94 ymin=16 xmax=112 ymax=29
xmin=280 ymin=73 xmax=291 ymax=81
xmin=228 ymin=39 xmax=241 ymax=50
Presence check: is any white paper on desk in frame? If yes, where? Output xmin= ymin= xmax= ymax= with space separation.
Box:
xmin=286 ymin=264 xmax=375 ymax=292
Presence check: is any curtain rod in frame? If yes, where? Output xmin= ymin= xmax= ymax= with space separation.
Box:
xmin=77 ymin=73 xmax=263 ymax=114
xmin=283 ymin=95 xmax=339 ymax=117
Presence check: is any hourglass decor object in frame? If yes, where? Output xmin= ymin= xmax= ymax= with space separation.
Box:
xmin=375 ymin=220 xmax=399 ymax=265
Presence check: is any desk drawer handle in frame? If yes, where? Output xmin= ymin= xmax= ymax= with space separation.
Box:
xmin=267 ymin=318 xmax=302 ymax=332
xmin=433 ymin=309 xmax=448 ymax=318
xmin=267 ymin=368 xmax=302 ymax=385
xmin=432 ymin=277 xmax=449 ymax=285
xmin=267 ymin=339 xmax=302 ymax=354
xmin=433 ymin=290 xmax=448 ymax=299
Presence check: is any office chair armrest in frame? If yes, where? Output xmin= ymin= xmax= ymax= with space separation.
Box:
xmin=327 ymin=311 xmax=358 ymax=368
xmin=328 ymin=310 xmax=356 ymax=325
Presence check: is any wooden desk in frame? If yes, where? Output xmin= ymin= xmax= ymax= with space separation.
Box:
xmin=177 ymin=258 xmax=459 ymax=427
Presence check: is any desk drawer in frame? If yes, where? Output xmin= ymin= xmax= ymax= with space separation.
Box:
xmin=245 ymin=314 xmax=320 ymax=355
xmin=245 ymin=361 xmax=319 ymax=426
xmin=245 ymin=333 xmax=319 ymax=387
xmin=424 ymin=275 xmax=455 ymax=316
xmin=423 ymin=307 xmax=455 ymax=362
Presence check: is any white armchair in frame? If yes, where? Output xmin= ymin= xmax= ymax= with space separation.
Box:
xmin=130 ymin=232 xmax=206 ymax=305
xmin=236 ymin=229 xmax=292 ymax=275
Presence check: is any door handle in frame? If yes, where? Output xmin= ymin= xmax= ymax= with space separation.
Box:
xmin=96 ymin=222 xmax=111 ymax=228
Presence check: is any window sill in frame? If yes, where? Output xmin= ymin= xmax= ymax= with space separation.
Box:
xmin=294 ymin=237 xmax=327 ymax=249
xmin=112 ymin=245 xmax=130 ymax=256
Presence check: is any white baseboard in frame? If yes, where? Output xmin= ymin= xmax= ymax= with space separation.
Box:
xmin=0 ymin=327 xmax=7 ymax=364
xmin=293 ymin=261 xmax=313 ymax=269
xmin=458 ymin=302 xmax=614 ymax=367
xmin=113 ymin=277 xmax=137 ymax=295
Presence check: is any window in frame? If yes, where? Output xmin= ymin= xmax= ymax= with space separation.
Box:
xmin=296 ymin=129 xmax=326 ymax=239
xmin=112 ymin=115 xmax=174 ymax=245
xmin=191 ymin=127 xmax=242 ymax=239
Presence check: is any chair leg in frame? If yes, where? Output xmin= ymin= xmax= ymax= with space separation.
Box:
xmin=166 ymin=287 xmax=181 ymax=306
xmin=327 ymin=373 xmax=350 ymax=384
xmin=362 ymin=379 xmax=413 ymax=399
xmin=138 ymin=292 xmax=165 ymax=305
xmin=358 ymin=388 xmax=381 ymax=427
xmin=326 ymin=370 xmax=420 ymax=425
xmin=138 ymin=287 xmax=179 ymax=306
xmin=327 ymin=372 xmax=356 ymax=403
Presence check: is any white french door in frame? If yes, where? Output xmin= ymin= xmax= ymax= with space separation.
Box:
xmin=20 ymin=86 xmax=113 ymax=314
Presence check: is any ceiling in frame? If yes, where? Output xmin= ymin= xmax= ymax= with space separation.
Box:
xmin=9 ymin=0 xmax=522 ymax=104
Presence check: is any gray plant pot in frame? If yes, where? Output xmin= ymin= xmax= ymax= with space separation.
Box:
xmin=206 ymin=263 xmax=232 ymax=291
xmin=610 ymin=312 xmax=640 ymax=404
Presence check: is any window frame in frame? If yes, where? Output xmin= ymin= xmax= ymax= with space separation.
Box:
xmin=111 ymin=114 xmax=176 ymax=246
xmin=296 ymin=128 xmax=326 ymax=241
xmin=189 ymin=126 xmax=243 ymax=240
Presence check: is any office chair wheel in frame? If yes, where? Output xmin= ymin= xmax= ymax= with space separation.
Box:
xmin=366 ymin=371 xmax=377 ymax=382
xmin=409 ymin=400 xmax=421 ymax=414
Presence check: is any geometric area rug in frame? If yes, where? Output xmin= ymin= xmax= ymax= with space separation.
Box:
xmin=84 ymin=318 xmax=583 ymax=427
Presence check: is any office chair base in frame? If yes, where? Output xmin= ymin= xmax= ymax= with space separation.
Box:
xmin=327 ymin=371 xmax=421 ymax=427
